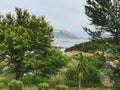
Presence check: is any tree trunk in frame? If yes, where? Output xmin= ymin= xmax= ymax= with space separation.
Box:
xmin=79 ymin=77 xmax=82 ymax=90
xmin=15 ymin=61 xmax=23 ymax=80
xmin=114 ymin=32 xmax=120 ymax=45
xmin=15 ymin=70 xmax=21 ymax=80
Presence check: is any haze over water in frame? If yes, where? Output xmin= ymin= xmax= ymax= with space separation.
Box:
xmin=53 ymin=38 xmax=89 ymax=49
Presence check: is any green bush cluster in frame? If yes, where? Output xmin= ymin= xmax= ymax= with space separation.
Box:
xmin=8 ymin=80 xmax=24 ymax=90
xmin=65 ymin=66 xmax=78 ymax=87
xmin=20 ymin=75 xmax=48 ymax=86
xmin=0 ymin=79 xmax=8 ymax=89
xmin=66 ymin=54 xmax=105 ymax=88
xmin=56 ymin=84 xmax=69 ymax=90
xmin=0 ymin=82 xmax=5 ymax=90
xmin=37 ymin=82 xmax=49 ymax=90
xmin=49 ymin=72 xmax=66 ymax=88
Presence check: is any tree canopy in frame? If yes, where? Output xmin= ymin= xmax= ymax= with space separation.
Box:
xmin=0 ymin=8 xmax=69 ymax=79
xmin=85 ymin=0 xmax=120 ymax=44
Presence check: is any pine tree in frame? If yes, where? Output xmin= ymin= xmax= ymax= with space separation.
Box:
xmin=85 ymin=0 xmax=120 ymax=45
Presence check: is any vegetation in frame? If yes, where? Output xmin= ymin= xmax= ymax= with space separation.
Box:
xmin=107 ymin=58 xmax=120 ymax=89
xmin=74 ymin=53 xmax=89 ymax=90
xmin=56 ymin=84 xmax=69 ymax=90
xmin=0 ymin=7 xmax=53 ymax=79
xmin=65 ymin=53 xmax=106 ymax=89
xmin=65 ymin=38 xmax=115 ymax=52
xmin=20 ymin=75 xmax=48 ymax=86
xmin=65 ymin=0 xmax=120 ymax=89
xmin=65 ymin=66 xmax=78 ymax=87
xmin=49 ymin=71 xmax=66 ymax=88
xmin=84 ymin=0 xmax=120 ymax=89
xmin=8 ymin=80 xmax=24 ymax=90
xmin=85 ymin=0 xmax=120 ymax=45
xmin=0 ymin=82 xmax=4 ymax=90
xmin=37 ymin=82 xmax=49 ymax=90
xmin=0 ymin=8 xmax=71 ymax=81
xmin=0 ymin=7 xmax=71 ymax=89
xmin=1 ymin=0 xmax=120 ymax=89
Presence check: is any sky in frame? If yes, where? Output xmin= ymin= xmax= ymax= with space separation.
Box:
xmin=0 ymin=0 xmax=94 ymax=38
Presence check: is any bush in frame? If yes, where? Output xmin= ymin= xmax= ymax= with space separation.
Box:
xmin=0 ymin=82 xmax=5 ymax=90
xmin=37 ymin=82 xmax=49 ymax=90
xmin=66 ymin=80 xmax=78 ymax=87
xmin=49 ymin=72 xmax=66 ymax=88
xmin=8 ymin=80 xmax=24 ymax=90
xmin=65 ymin=66 xmax=78 ymax=87
xmin=82 ymin=66 xmax=102 ymax=87
xmin=0 ymin=79 xmax=8 ymax=89
xmin=0 ymin=78 xmax=12 ymax=87
xmin=56 ymin=84 xmax=69 ymax=90
xmin=20 ymin=75 xmax=48 ymax=86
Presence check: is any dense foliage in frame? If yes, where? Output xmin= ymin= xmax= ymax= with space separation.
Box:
xmin=84 ymin=1 xmax=120 ymax=88
xmin=56 ymin=84 xmax=69 ymax=90
xmin=65 ymin=38 xmax=115 ymax=52
xmin=0 ymin=8 xmax=70 ymax=80
xmin=85 ymin=0 xmax=120 ymax=45
xmin=1 ymin=0 xmax=120 ymax=89
xmin=37 ymin=82 xmax=49 ymax=90
xmin=0 ymin=7 xmax=53 ymax=79
xmin=8 ymin=80 xmax=23 ymax=90
xmin=66 ymin=53 xmax=106 ymax=88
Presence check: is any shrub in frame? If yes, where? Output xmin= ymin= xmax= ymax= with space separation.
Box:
xmin=66 ymin=80 xmax=78 ymax=87
xmin=0 ymin=78 xmax=11 ymax=87
xmin=0 ymin=82 xmax=5 ymax=90
xmin=8 ymin=80 xmax=24 ymax=90
xmin=49 ymin=73 xmax=66 ymax=88
xmin=65 ymin=66 xmax=78 ymax=87
xmin=56 ymin=84 xmax=69 ymax=90
xmin=20 ymin=75 xmax=48 ymax=86
xmin=0 ymin=79 xmax=8 ymax=89
xmin=37 ymin=82 xmax=49 ymax=90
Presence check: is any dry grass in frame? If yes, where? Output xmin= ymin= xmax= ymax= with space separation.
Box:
xmin=23 ymin=86 xmax=37 ymax=90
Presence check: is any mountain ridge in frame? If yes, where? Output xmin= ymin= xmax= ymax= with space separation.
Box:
xmin=53 ymin=29 xmax=80 ymax=39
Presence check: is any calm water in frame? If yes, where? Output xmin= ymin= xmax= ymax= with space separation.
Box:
xmin=52 ymin=38 xmax=89 ymax=49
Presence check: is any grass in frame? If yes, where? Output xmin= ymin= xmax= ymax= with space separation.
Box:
xmin=22 ymin=87 xmax=111 ymax=90
xmin=0 ymin=86 xmax=111 ymax=90
xmin=23 ymin=86 xmax=37 ymax=90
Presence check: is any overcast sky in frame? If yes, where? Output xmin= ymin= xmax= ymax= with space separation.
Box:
xmin=0 ymin=0 xmax=94 ymax=38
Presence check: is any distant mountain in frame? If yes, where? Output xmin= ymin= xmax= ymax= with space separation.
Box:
xmin=52 ymin=30 xmax=89 ymax=49
xmin=53 ymin=30 xmax=80 ymax=39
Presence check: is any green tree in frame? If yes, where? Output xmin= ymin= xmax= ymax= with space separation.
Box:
xmin=85 ymin=0 xmax=120 ymax=45
xmin=74 ymin=53 xmax=89 ymax=90
xmin=0 ymin=7 xmax=53 ymax=79
xmin=36 ymin=48 xmax=70 ymax=77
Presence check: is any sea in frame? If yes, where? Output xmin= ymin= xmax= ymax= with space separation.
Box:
xmin=52 ymin=38 xmax=89 ymax=51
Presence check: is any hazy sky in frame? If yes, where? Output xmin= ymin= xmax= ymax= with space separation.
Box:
xmin=0 ymin=0 xmax=93 ymax=38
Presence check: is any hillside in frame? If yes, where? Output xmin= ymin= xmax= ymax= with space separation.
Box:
xmin=65 ymin=38 xmax=117 ymax=52
xmin=53 ymin=30 xmax=80 ymax=39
